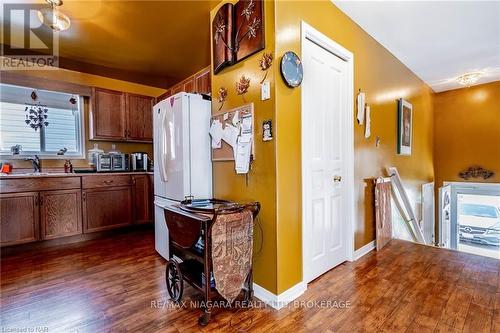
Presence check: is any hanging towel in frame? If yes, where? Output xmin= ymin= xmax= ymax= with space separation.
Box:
xmin=364 ymin=105 xmax=371 ymax=138
xmin=357 ymin=92 xmax=365 ymax=125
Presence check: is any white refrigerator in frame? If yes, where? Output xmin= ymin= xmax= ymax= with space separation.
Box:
xmin=153 ymin=92 xmax=212 ymax=259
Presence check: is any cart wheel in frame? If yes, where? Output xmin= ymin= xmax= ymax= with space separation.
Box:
xmin=166 ymin=260 xmax=183 ymax=303
xmin=198 ymin=310 xmax=211 ymax=326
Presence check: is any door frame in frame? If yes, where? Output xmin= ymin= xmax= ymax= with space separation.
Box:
xmin=301 ymin=21 xmax=355 ymax=284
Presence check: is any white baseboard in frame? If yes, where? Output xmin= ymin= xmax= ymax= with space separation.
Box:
xmin=353 ymin=240 xmax=376 ymax=260
xmin=253 ymin=281 xmax=307 ymax=310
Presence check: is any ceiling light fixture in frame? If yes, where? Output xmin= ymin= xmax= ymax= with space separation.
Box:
xmin=456 ymin=72 xmax=482 ymax=87
xmin=37 ymin=0 xmax=71 ymax=32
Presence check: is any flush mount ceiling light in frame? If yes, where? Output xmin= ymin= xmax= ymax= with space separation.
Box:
xmin=456 ymin=72 xmax=482 ymax=87
xmin=37 ymin=0 xmax=71 ymax=32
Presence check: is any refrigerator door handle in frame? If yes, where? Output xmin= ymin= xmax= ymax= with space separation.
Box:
xmin=158 ymin=110 xmax=169 ymax=182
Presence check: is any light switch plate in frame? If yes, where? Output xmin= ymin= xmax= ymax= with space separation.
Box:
xmin=261 ymin=80 xmax=270 ymax=100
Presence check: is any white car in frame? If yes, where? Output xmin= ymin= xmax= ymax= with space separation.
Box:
xmin=458 ymin=203 xmax=500 ymax=246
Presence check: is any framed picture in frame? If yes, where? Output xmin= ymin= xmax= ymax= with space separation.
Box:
xmin=212 ymin=3 xmax=233 ymax=74
xmin=397 ymin=98 xmax=412 ymax=155
xmin=212 ymin=0 xmax=265 ymax=74
xmin=234 ymin=0 xmax=265 ymax=63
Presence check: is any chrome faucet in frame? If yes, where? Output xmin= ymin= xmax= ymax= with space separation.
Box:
xmin=25 ymin=155 xmax=41 ymax=173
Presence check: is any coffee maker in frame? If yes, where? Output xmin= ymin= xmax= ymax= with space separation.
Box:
xmin=130 ymin=152 xmax=149 ymax=171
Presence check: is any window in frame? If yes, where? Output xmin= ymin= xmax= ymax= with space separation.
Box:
xmin=0 ymin=83 xmax=84 ymax=158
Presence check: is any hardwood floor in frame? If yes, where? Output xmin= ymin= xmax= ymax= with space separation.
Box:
xmin=1 ymin=231 xmax=498 ymax=332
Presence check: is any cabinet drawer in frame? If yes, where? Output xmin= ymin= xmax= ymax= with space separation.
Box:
xmin=0 ymin=177 xmax=81 ymax=194
xmin=82 ymin=175 xmax=132 ymax=189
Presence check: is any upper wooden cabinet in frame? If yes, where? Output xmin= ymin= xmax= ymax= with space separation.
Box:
xmin=170 ymin=84 xmax=183 ymax=96
xmin=156 ymin=66 xmax=212 ymax=102
xmin=126 ymin=93 xmax=154 ymax=142
xmin=194 ymin=69 xmax=211 ymax=95
xmin=183 ymin=78 xmax=196 ymax=93
xmin=91 ymin=88 xmax=127 ymax=141
xmin=90 ymin=87 xmax=154 ymax=143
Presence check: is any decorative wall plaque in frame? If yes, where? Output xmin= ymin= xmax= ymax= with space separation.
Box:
xmin=458 ymin=166 xmax=494 ymax=180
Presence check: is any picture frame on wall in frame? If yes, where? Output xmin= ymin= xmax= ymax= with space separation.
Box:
xmin=212 ymin=0 xmax=265 ymax=74
xmin=397 ymin=98 xmax=413 ymax=155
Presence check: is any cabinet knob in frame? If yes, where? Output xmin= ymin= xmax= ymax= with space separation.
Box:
xmin=333 ymin=175 xmax=342 ymax=183
xmin=103 ymin=180 xmax=114 ymax=184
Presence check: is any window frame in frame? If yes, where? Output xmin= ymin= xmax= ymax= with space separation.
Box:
xmin=0 ymin=87 xmax=86 ymax=160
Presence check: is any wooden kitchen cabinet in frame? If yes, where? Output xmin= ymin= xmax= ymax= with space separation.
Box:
xmin=40 ymin=189 xmax=82 ymax=240
xmin=0 ymin=192 xmax=39 ymax=246
xmin=170 ymin=84 xmax=183 ymax=96
xmin=90 ymin=87 xmax=127 ymax=141
xmin=90 ymin=87 xmax=154 ymax=142
xmin=83 ymin=186 xmax=133 ymax=233
xmin=183 ymin=78 xmax=196 ymax=93
xmin=194 ymin=69 xmax=211 ymax=95
xmin=126 ymin=93 xmax=154 ymax=142
xmin=132 ymin=175 xmax=152 ymax=224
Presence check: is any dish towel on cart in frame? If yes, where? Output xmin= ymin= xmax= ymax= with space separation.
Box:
xmin=211 ymin=209 xmax=253 ymax=303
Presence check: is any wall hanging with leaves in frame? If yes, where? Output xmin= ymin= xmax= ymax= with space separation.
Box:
xmin=25 ymin=90 xmax=49 ymax=131
xmin=213 ymin=0 xmax=265 ymax=74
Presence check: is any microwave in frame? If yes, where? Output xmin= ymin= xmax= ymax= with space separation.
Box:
xmin=94 ymin=153 xmax=127 ymax=172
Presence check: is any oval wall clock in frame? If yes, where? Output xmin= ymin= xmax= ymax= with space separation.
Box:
xmin=280 ymin=51 xmax=303 ymax=88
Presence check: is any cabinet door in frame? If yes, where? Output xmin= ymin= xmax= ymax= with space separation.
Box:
xmin=157 ymin=89 xmax=171 ymax=102
xmin=126 ymin=93 xmax=154 ymax=142
xmin=195 ymin=68 xmax=211 ymax=95
xmin=83 ymin=186 xmax=133 ymax=233
xmin=132 ymin=175 xmax=152 ymax=224
xmin=40 ymin=189 xmax=82 ymax=240
xmin=91 ymin=88 xmax=127 ymax=141
xmin=170 ymin=84 xmax=183 ymax=96
xmin=0 ymin=192 xmax=39 ymax=246
xmin=183 ymin=78 xmax=196 ymax=93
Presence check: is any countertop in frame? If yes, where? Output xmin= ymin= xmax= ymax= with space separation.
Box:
xmin=0 ymin=171 xmax=154 ymax=179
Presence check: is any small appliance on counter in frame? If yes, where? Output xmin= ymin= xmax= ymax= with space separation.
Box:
xmin=130 ymin=152 xmax=149 ymax=171
xmin=88 ymin=144 xmax=128 ymax=172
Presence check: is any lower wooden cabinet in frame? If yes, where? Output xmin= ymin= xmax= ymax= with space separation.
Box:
xmin=40 ymin=189 xmax=82 ymax=240
xmin=132 ymin=175 xmax=152 ymax=224
xmin=1 ymin=173 xmax=153 ymax=246
xmin=83 ymin=186 xmax=133 ymax=233
xmin=0 ymin=192 xmax=39 ymax=246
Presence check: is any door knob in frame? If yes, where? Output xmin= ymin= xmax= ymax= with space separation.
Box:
xmin=333 ymin=175 xmax=342 ymax=183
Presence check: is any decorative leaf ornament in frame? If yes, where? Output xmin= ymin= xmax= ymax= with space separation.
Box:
xmin=236 ymin=75 xmax=251 ymax=102
xmin=259 ymin=52 xmax=273 ymax=83
xmin=217 ymin=87 xmax=228 ymax=111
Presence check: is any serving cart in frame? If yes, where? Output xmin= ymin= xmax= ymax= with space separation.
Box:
xmin=163 ymin=199 xmax=260 ymax=326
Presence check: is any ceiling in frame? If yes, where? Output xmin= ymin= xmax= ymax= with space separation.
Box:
xmin=334 ymin=1 xmax=500 ymax=92
xmin=3 ymin=0 xmax=219 ymax=88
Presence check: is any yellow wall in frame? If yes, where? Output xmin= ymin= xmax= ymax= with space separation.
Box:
xmin=210 ymin=0 xmax=278 ymax=293
xmin=434 ymin=81 xmax=500 ymax=187
xmin=1 ymin=68 xmax=164 ymax=170
xmin=274 ymin=0 xmax=434 ymax=293
xmin=211 ymin=0 xmax=435 ymax=295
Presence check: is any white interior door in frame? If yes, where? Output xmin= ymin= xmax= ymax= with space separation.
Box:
xmin=302 ymin=37 xmax=349 ymax=283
